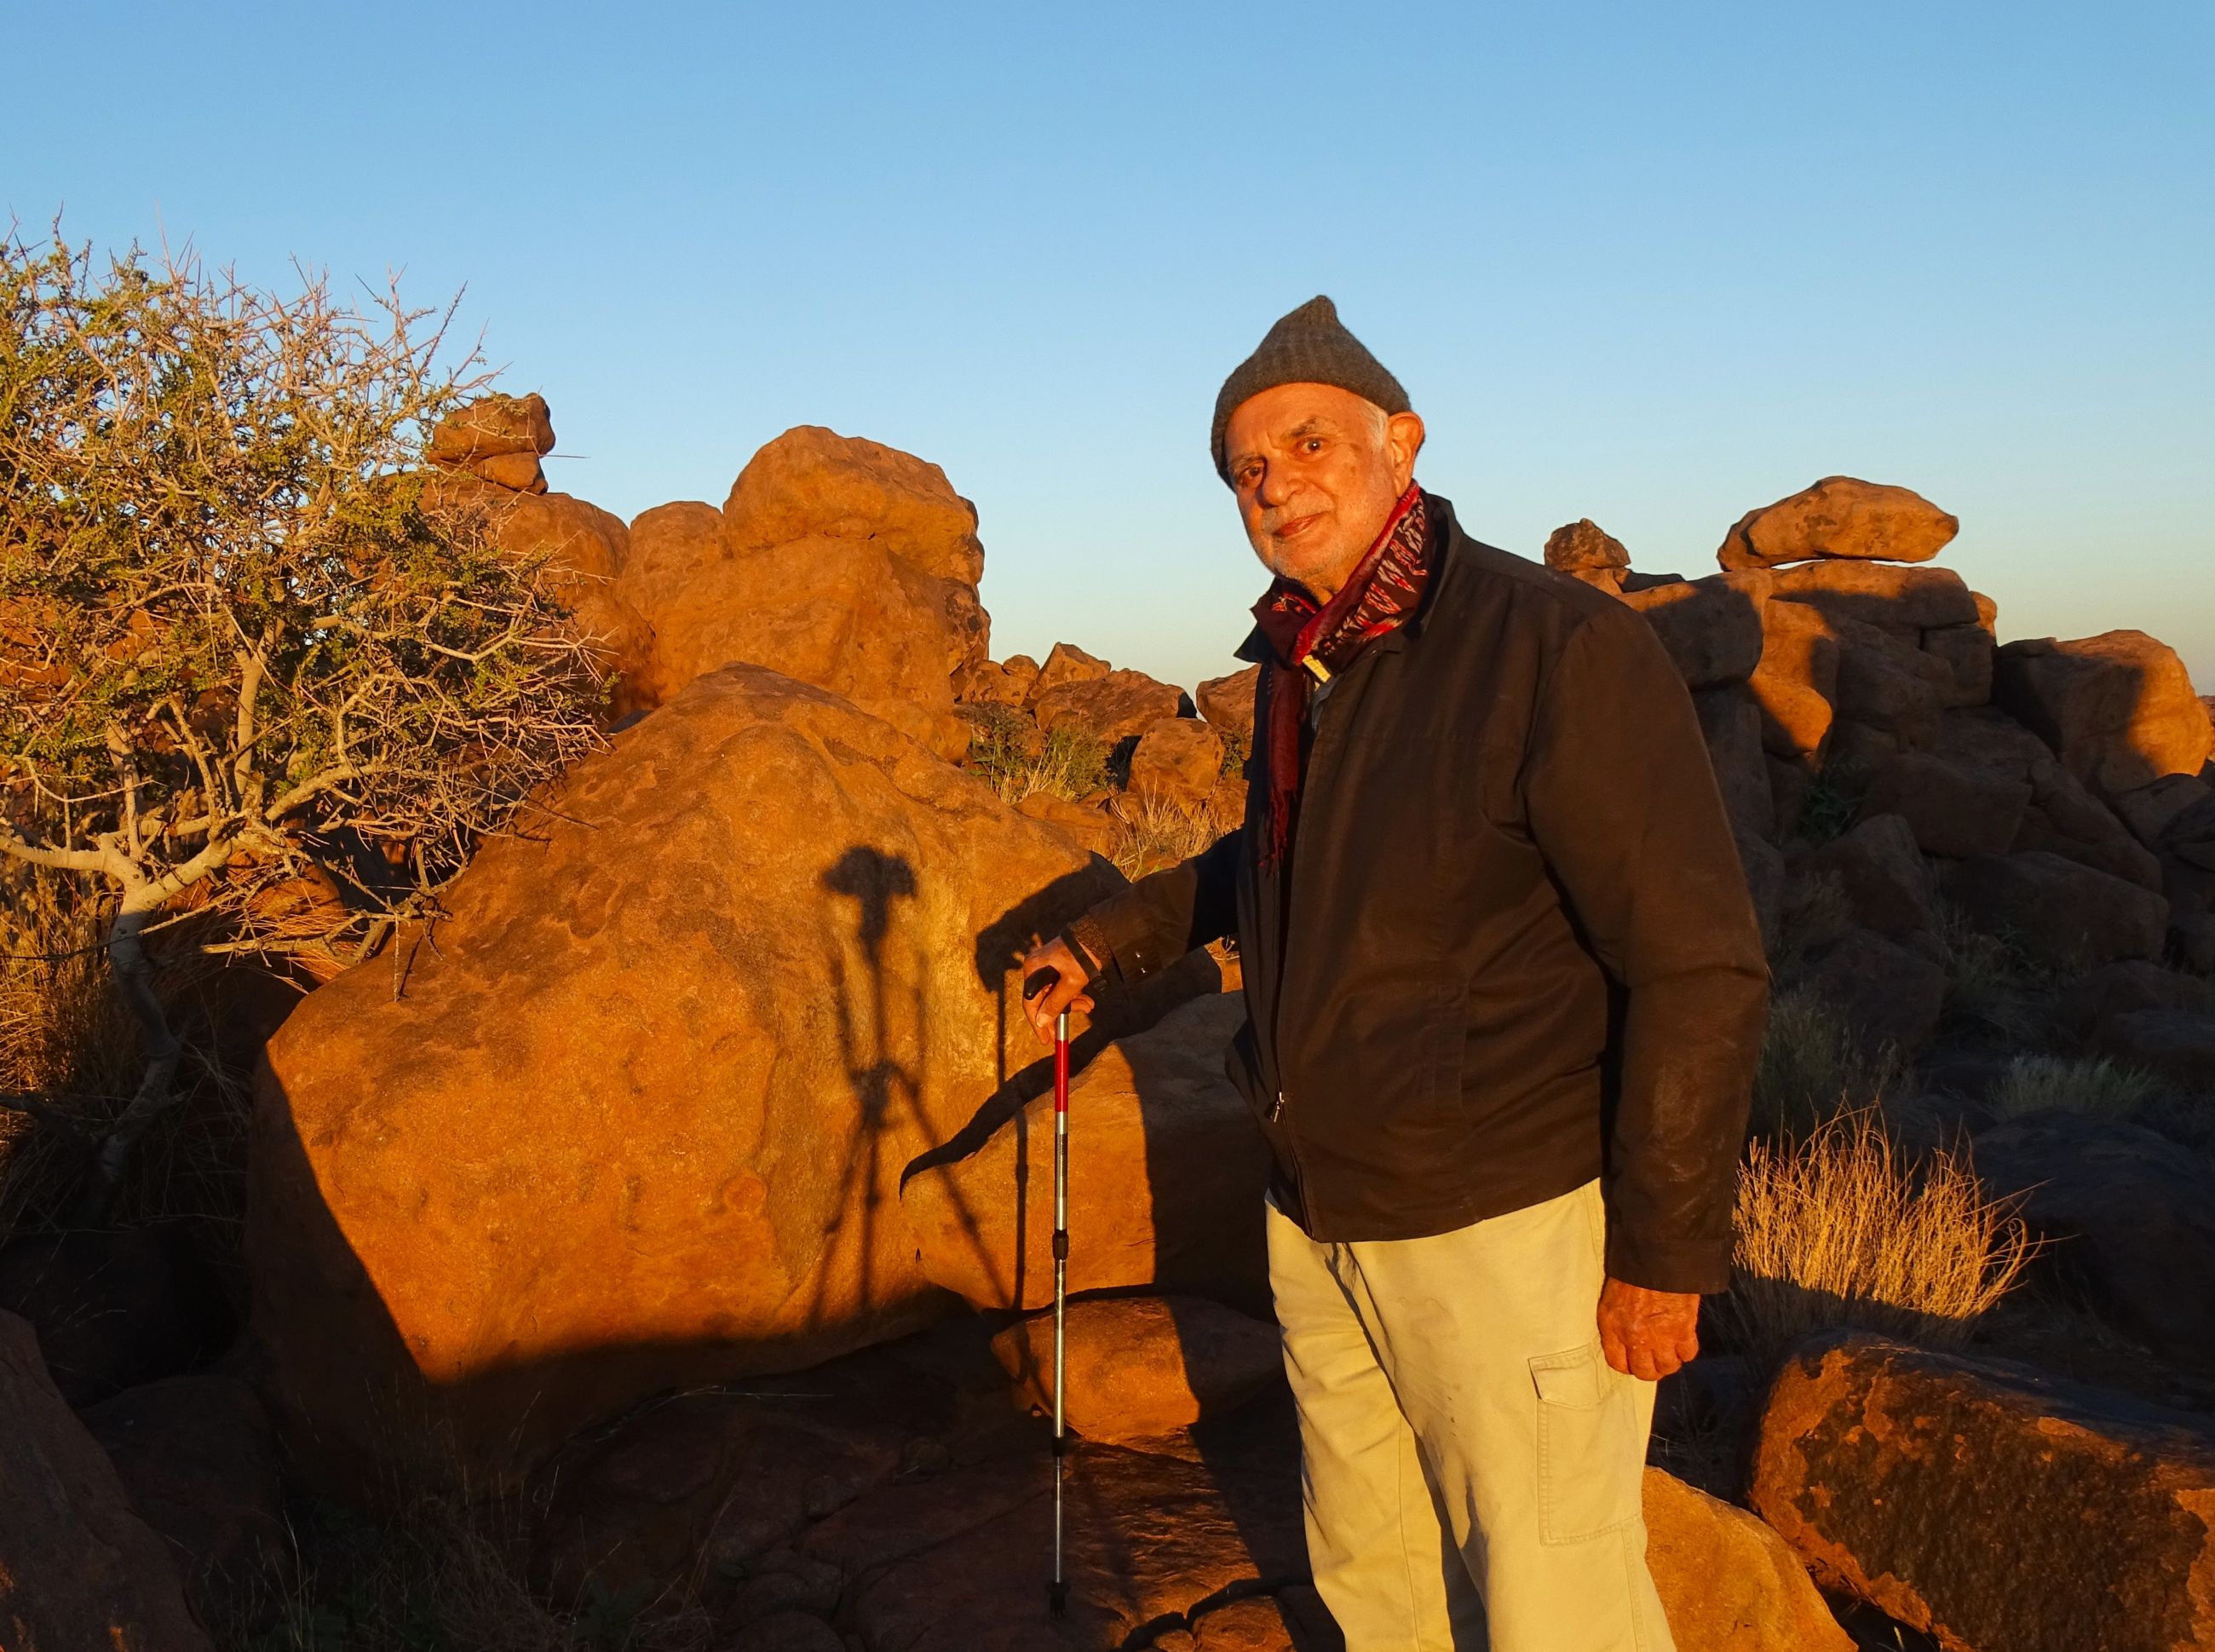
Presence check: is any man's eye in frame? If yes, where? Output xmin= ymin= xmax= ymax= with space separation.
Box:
xmin=1301 ymin=438 xmax=1325 ymax=454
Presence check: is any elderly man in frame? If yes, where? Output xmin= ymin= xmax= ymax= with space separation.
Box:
xmin=1021 ymin=296 xmax=1767 ymax=1651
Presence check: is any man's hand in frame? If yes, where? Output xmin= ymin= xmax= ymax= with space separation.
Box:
xmin=1597 ymin=1278 xmax=1700 ymax=1381
xmin=1019 ymin=936 xmax=1096 ymax=1041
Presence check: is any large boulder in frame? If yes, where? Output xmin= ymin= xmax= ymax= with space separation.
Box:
xmin=989 ymin=1294 xmax=1282 ymax=1445
xmin=1930 ymin=709 xmax=2167 ymax=891
xmin=900 ymin=993 xmax=1269 ymax=1315
xmin=1794 ymin=926 xmax=1947 ymax=1054
xmin=84 ymin=1374 xmax=293 ymax=1634
xmin=1802 ymin=814 xmax=1936 ymax=938
xmin=1948 ymin=849 xmax=2167 ymax=968
xmin=1032 ymin=668 xmax=1188 ymax=748
xmin=1642 ymin=1466 xmax=1852 ymax=1651
xmin=2090 ymin=1009 xmax=2215 ymax=1091
xmin=1694 ymin=688 xmax=1775 ymax=843
xmin=1620 ymin=571 xmax=1772 ymax=688
xmin=1752 ymin=1335 xmax=2215 ymax=1652
xmin=1861 ymin=750 xmax=2031 ymax=859
xmin=1129 ymin=717 xmax=1225 ymax=810
xmin=1717 ymin=477 xmax=1959 ymax=570
xmin=1828 ymin=619 xmax=1953 ymax=749
xmin=615 ymin=428 xmax=991 ymax=758
xmin=0 ymin=1310 xmax=212 ymax=1651
xmin=1995 ymin=630 xmax=2213 ymax=795
xmin=1027 ymin=641 xmax=1112 ymax=702
xmin=249 ymin=665 xmax=1136 ymax=1482
xmin=1975 ymin=1113 xmax=2215 ymax=1368
xmin=1545 ymin=517 xmax=1631 ymax=571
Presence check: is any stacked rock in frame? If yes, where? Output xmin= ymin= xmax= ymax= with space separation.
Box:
xmin=425 ymin=391 xmax=555 ymax=492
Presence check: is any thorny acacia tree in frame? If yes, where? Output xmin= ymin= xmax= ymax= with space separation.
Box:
xmin=0 ymin=227 xmax=606 ymax=1215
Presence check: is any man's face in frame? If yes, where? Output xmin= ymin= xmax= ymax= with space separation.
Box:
xmin=1224 ymin=383 xmax=1426 ymax=601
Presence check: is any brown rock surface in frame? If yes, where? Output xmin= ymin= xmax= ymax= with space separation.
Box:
xmin=83 ymin=1374 xmax=292 ymax=1634
xmin=1976 ymin=1113 xmax=2215 ymax=1369
xmin=1695 ymin=688 xmax=1776 ymax=843
xmin=1545 ymin=518 xmax=1631 ymax=571
xmin=1930 ymin=710 xmax=2166 ymax=889
xmin=1995 ymin=630 xmax=2214 ymax=794
xmin=2089 ymin=1008 xmax=2215 ymax=1092
xmin=1717 ymin=477 xmax=1959 ymax=570
xmin=1752 ymin=1334 xmax=2215 ymax=1652
xmin=1829 ymin=621 xmax=1953 ymax=747
xmin=1795 ymin=926 xmax=1947 ymax=1053
xmin=1746 ymin=600 xmax=1839 ymax=761
xmin=1803 ymin=814 xmax=1936 ymax=937
xmin=1013 ymin=789 xmax=1119 ymax=861
xmin=2057 ymin=959 xmax=2214 ymax=1039
xmin=1131 ymin=718 xmax=1226 ymax=809
xmin=0 ymin=1225 xmax=229 ymax=1407
xmin=1642 ymin=1466 xmax=1851 ymax=1651
xmin=1620 ymin=571 xmax=1772 ymax=688
xmin=1920 ymin=621 xmax=1994 ymax=707
xmin=1861 ymin=751 xmax=2032 ymax=860
xmin=1194 ymin=665 xmax=1261 ymax=746
xmin=427 ymin=390 xmax=555 ymax=464
xmin=900 ymin=993 xmax=1268 ymax=1315
xmin=249 ymin=665 xmax=1132 ymax=1481
xmin=722 ymin=424 xmax=984 ymax=588
xmin=1033 ymin=668 xmax=1188 ymax=748
xmin=991 ymin=1294 xmax=1282 ymax=1445
xmin=1030 ymin=641 xmax=1113 ymax=701
xmin=0 ymin=1309 xmax=212 ymax=1651
xmin=1948 ymin=849 xmax=2167 ymax=967
xmin=1769 ymin=560 xmax=1980 ymax=634
xmin=954 ymin=658 xmax=1034 ymax=708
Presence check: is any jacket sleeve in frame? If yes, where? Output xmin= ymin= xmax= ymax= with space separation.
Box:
xmin=1067 ymin=825 xmax=1243 ymax=986
xmin=1521 ymin=601 xmax=1769 ymax=1295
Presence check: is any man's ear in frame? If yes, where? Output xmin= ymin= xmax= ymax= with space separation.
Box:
xmin=1384 ymin=411 xmax=1425 ymax=491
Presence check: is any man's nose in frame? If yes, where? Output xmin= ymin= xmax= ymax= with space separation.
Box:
xmin=1254 ymin=462 xmax=1296 ymax=510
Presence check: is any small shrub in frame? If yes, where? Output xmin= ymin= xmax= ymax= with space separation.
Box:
xmin=1793 ymin=763 xmax=1867 ymax=847
xmin=956 ymin=703 xmax=1036 ymax=795
xmin=1720 ymin=1111 xmax=2036 ymax=1372
xmin=1750 ymin=987 xmax=1901 ymax=1139
xmin=997 ymin=726 xmax=1109 ymax=809
xmin=1985 ymin=1055 xmax=2163 ymax=1121
xmin=1933 ymin=901 xmax=2055 ymax=1048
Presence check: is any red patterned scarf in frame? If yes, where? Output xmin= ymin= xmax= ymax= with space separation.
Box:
xmin=1249 ymin=484 xmax=1434 ymax=867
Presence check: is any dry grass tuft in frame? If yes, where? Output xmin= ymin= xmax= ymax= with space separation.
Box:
xmin=1749 ymin=987 xmax=1901 ymax=1139
xmin=1107 ymin=791 xmax=1236 ymax=882
xmin=1721 ymin=1111 xmax=2037 ymax=1372
xmin=1985 ymin=1054 xmax=2164 ymax=1122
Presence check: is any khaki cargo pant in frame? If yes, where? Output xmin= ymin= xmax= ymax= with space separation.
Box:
xmin=1268 ymin=1179 xmax=1674 ymax=1652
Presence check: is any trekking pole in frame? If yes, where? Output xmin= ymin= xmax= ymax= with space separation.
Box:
xmin=1049 ymin=1002 xmax=1071 ymax=1617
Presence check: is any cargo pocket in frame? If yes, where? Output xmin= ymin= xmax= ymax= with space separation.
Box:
xmin=1530 ymin=1343 xmax=1641 ymax=1545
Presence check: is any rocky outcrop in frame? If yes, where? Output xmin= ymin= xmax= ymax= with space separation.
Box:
xmin=250 ymin=664 xmax=1134 ymax=1482
xmin=1802 ymin=814 xmax=1936 ymax=939
xmin=84 ymin=1374 xmax=293 ymax=1634
xmin=1975 ymin=1113 xmax=2215 ymax=1368
xmin=989 ymin=1294 xmax=1282 ymax=1445
xmin=1995 ymin=630 xmax=2213 ymax=795
xmin=614 ymin=427 xmax=989 ymax=759
xmin=1860 ymin=751 xmax=2031 ymax=859
xmin=1642 ymin=1467 xmax=1851 ymax=1651
xmin=1717 ymin=476 xmax=1959 ymax=570
xmin=1752 ymin=1335 xmax=2215 ymax=1652
xmin=0 ymin=1309 xmax=212 ymax=1651
xmin=900 ymin=993 xmax=1268 ymax=1315
xmin=2089 ymin=1007 xmax=2215 ymax=1090
xmin=1545 ymin=519 xmax=1631 ymax=592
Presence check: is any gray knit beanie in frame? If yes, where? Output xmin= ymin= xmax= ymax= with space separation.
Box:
xmin=1210 ymin=296 xmax=1410 ymax=483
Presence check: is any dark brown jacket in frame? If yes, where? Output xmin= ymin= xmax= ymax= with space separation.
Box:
xmin=1075 ymin=498 xmax=1768 ymax=1293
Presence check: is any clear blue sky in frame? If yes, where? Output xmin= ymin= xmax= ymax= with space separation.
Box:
xmin=9 ymin=2 xmax=2211 ymax=693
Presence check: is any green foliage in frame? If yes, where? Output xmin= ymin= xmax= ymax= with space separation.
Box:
xmin=962 ymin=705 xmax=1107 ymax=808
xmin=1793 ymin=761 xmax=1867 ymax=846
xmin=0 ymin=227 xmax=604 ymax=962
